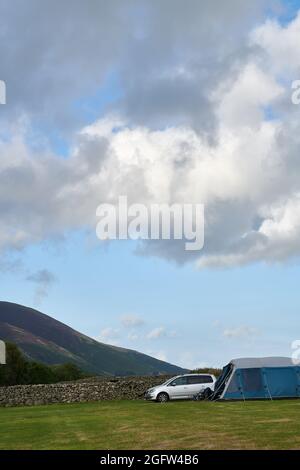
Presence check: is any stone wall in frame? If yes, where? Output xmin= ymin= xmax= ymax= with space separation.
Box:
xmin=0 ymin=375 xmax=172 ymax=407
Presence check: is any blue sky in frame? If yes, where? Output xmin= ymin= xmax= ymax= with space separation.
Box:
xmin=1 ymin=0 xmax=300 ymax=369
xmin=2 ymin=232 xmax=300 ymax=368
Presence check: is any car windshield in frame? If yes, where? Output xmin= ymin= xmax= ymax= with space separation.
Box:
xmin=160 ymin=377 xmax=178 ymax=386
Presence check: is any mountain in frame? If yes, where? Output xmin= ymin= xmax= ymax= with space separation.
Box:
xmin=0 ymin=302 xmax=186 ymax=376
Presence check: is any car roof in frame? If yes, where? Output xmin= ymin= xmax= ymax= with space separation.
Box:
xmin=174 ymin=373 xmax=215 ymax=378
xmin=184 ymin=373 xmax=214 ymax=376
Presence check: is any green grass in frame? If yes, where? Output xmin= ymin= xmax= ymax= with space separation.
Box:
xmin=1 ymin=399 xmax=300 ymax=450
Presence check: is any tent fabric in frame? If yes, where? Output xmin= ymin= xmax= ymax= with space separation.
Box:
xmin=215 ymin=357 xmax=300 ymax=401
xmin=230 ymin=357 xmax=297 ymax=369
xmin=211 ymin=363 xmax=233 ymax=400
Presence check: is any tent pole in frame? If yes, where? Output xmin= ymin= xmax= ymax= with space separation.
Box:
xmin=262 ymin=369 xmax=273 ymax=400
xmin=236 ymin=371 xmax=245 ymax=402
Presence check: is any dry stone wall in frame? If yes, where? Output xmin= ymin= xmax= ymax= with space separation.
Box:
xmin=0 ymin=375 xmax=172 ymax=407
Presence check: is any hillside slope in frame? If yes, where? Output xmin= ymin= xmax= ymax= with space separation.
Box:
xmin=0 ymin=302 xmax=186 ymax=376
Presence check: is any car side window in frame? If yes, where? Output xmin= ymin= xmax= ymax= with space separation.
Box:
xmin=187 ymin=375 xmax=201 ymax=385
xmin=169 ymin=377 xmax=187 ymax=386
xmin=203 ymin=375 xmax=213 ymax=383
xmin=187 ymin=375 xmax=213 ymax=384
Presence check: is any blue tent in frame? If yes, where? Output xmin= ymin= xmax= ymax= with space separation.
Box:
xmin=212 ymin=357 xmax=300 ymax=400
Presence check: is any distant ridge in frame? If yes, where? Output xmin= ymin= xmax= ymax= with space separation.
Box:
xmin=0 ymin=302 xmax=187 ymax=376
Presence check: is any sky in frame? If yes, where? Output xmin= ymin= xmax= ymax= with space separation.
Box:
xmin=1 ymin=0 xmax=300 ymax=368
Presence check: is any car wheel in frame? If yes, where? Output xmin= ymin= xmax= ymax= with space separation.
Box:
xmin=156 ymin=392 xmax=169 ymax=403
xmin=203 ymin=387 xmax=213 ymax=399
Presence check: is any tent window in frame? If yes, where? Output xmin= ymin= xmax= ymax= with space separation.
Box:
xmin=226 ymin=371 xmax=239 ymax=393
xmin=242 ymin=368 xmax=263 ymax=392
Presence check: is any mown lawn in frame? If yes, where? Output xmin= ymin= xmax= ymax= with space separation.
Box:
xmin=0 ymin=399 xmax=300 ymax=450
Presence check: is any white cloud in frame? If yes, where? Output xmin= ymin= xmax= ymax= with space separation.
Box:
xmin=154 ymin=351 xmax=167 ymax=362
xmin=127 ymin=332 xmax=139 ymax=341
xmin=177 ymin=352 xmax=210 ymax=370
xmin=26 ymin=269 xmax=57 ymax=305
xmin=146 ymin=327 xmax=177 ymax=340
xmin=223 ymin=325 xmax=259 ymax=339
xmin=98 ymin=327 xmax=120 ymax=345
xmin=0 ymin=0 xmax=269 ymax=133
xmin=146 ymin=350 xmax=168 ymax=362
xmin=146 ymin=327 xmax=166 ymax=340
xmin=1 ymin=5 xmax=300 ymax=269
xmin=215 ymin=62 xmax=283 ymax=128
xmin=250 ymin=12 xmax=300 ymax=74
xmin=120 ymin=314 xmax=145 ymax=328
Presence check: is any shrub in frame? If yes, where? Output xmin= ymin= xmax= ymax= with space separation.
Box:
xmin=0 ymin=342 xmax=87 ymax=386
xmin=51 ymin=363 xmax=84 ymax=382
xmin=26 ymin=361 xmax=56 ymax=384
xmin=190 ymin=367 xmax=222 ymax=377
xmin=0 ymin=342 xmax=28 ymax=386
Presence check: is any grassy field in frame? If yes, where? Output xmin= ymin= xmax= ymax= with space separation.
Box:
xmin=0 ymin=399 xmax=300 ymax=450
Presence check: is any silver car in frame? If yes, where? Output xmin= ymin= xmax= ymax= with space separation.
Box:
xmin=144 ymin=373 xmax=216 ymax=402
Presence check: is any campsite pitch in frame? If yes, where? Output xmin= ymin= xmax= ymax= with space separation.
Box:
xmin=0 ymin=399 xmax=300 ymax=450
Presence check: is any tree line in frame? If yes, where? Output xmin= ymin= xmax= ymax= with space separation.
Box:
xmin=0 ymin=342 xmax=88 ymax=386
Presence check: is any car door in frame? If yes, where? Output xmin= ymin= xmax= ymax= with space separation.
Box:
xmin=186 ymin=375 xmax=214 ymax=397
xmin=167 ymin=376 xmax=189 ymax=399
xmin=186 ymin=375 xmax=206 ymax=397
xmin=201 ymin=375 xmax=215 ymax=391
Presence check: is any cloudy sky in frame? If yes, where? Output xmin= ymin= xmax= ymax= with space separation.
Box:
xmin=1 ymin=0 xmax=300 ymax=368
